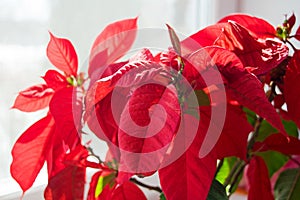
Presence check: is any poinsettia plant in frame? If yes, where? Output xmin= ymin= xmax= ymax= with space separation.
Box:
xmin=11 ymin=12 xmax=300 ymax=200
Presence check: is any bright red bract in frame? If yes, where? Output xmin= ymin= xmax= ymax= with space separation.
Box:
xmin=47 ymin=32 xmax=78 ymax=76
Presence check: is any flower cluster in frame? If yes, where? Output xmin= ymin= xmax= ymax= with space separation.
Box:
xmin=11 ymin=13 xmax=300 ymax=200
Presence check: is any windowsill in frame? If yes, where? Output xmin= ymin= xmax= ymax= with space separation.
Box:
xmin=0 ymin=177 xmax=45 ymax=200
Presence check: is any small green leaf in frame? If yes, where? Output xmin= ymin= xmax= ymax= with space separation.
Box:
xmin=95 ymin=176 xmax=104 ymax=197
xmin=194 ymin=90 xmax=210 ymax=106
xmin=274 ymin=168 xmax=300 ymax=200
xmin=282 ymin=120 xmax=298 ymax=138
xmin=256 ymin=120 xmax=277 ymax=141
xmin=243 ymin=107 xmax=257 ymax=126
xmin=160 ymin=193 xmax=167 ymax=200
xmin=95 ymin=172 xmax=115 ymax=198
xmin=183 ymin=89 xmax=208 ymax=119
xmin=166 ymin=24 xmax=181 ymax=55
xmin=207 ymin=180 xmax=229 ymax=200
xmin=216 ymin=157 xmax=238 ymax=184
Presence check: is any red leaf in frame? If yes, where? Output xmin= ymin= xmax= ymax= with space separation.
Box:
xmin=166 ymin=24 xmax=181 ymax=55
xmin=287 ymin=13 xmax=296 ymax=31
xmin=12 ymin=84 xmax=54 ymax=112
xmin=213 ymin=104 xmax=253 ymax=160
xmin=254 ymin=134 xmax=300 ymax=155
xmin=181 ymin=23 xmax=226 ymax=54
xmin=295 ymin=25 xmax=300 ymax=40
xmin=159 ymin=114 xmax=216 ymax=200
xmin=64 ymin=144 xmax=89 ymax=168
xmin=11 ymin=114 xmax=55 ymax=192
xmin=284 ymin=51 xmax=300 ymax=128
xmin=274 ymin=94 xmax=285 ymax=109
xmin=46 ymin=138 xmax=67 ymax=178
xmin=129 ymin=48 xmax=154 ymax=62
xmin=118 ymin=84 xmax=180 ymax=174
xmin=42 ymin=70 xmax=68 ymax=91
xmin=85 ymin=61 xmax=167 ymax=114
xmin=44 ymin=166 xmax=86 ymax=200
xmin=154 ymin=49 xmax=180 ymax=71
xmin=214 ymin=21 xmax=288 ymax=76
xmin=86 ymin=92 xmax=124 ymax=160
xmin=186 ymin=47 xmax=288 ymax=137
xmin=247 ymin=156 xmax=274 ymax=200
xmin=49 ymin=87 xmax=83 ymax=149
xmin=89 ymin=18 xmax=138 ymax=77
xmin=110 ymin=181 xmax=146 ymax=200
xmin=218 ymin=13 xmax=276 ymax=38
xmin=47 ymin=32 xmax=78 ymax=76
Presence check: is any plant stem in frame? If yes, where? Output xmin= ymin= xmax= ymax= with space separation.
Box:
xmin=215 ymin=158 xmax=224 ymax=177
xmin=247 ymin=117 xmax=263 ymax=156
xmin=87 ymin=146 xmax=103 ymax=164
xmin=224 ymin=160 xmax=243 ymax=187
xmin=225 ymin=106 xmax=264 ymax=196
xmin=228 ymin=162 xmax=247 ymax=196
xmin=130 ymin=178 xmax=162 ymax=193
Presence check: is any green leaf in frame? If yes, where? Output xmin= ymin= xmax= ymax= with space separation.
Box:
xmin=215 ymin=157 xmax=243 ymax=194
xmin=95 ymin=172 xmax=115 ymax=197
xmin=160 ymin=193 xmax=167 ymax=200
xmin=256 ymin=151 xmax=288 ymax=177
xmin=207 ymin=180 xmax=229 ymax=200
xmin=244 ymin=109 xmax=298 ymax=141
xmin=256 ymin=120 xmax=277 ymax=141
xmin=216 ymin=157 xmax=238 ymax=184
xmin=95 ymin=176 xmax=104 ymax=197
xmin=166 ymin=24 xmax=181 ymax=55
xmin=243 ymin=107 xmax=257 ymax=126
xmin=274 ymin=168 xmax=300 ymax=200
xmin=254 ymin=119 xmax=297 ymax=177
xmin=282 ymin=120 xmax=298 ymax=138
xmin=194 ymin=90 xmax=210 ymax=106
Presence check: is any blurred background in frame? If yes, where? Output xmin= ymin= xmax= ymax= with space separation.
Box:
xmin=0 ymin=0 xmax=299 ymax=199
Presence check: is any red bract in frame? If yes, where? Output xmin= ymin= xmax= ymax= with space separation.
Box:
xmin=254 ymin=134 xmax=300 ymax=155
xmin=218 ymin=13 xmax=276 ymax=38
xmin=186 ymin=47 xmax=288 ymax=137
xmin=11 ymin=114 xmax=55 ymax=192
xmin=44 ymin=144 xmax=88 ymax=200
xmin=86 ymin=56 xmax=180 ymax=175
xmin=287 ymin=13 xmax=296 ymax=31
xmin=12 ymin=84 xmax=54 ymax=112
xmin=47 ymin=32 xmax=78 ymax=77
xmin=181 ymin=23 xmax=226 ymax=53
xmin=42 ymin=70 xmax=68 ymax=91
xmin=159 ymin=113 xmax=216 ymax=200
xmin=212 ymin=104 xmax=253 ymax=160
xmin=49 ymin=87 xmax=83 ymax=149
xmin=247 ymin=156 xmax=274 ymax=200
xmin=44 ymin=165 xmax=86 ymax=200
xmin=118 ymin=83 xmax=180 ymax=174
xmin=214 ymin=21 xmax=288 ymax=76
xmin=284 ymin=50 xmax=300 ymax=128
xmin=295 ymin=25 xmax=300 ymax=40
xmin=110 ymin=182 xmax=147 ymax=200
xmin=89 ymin=17 xmax=138 ymax=78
